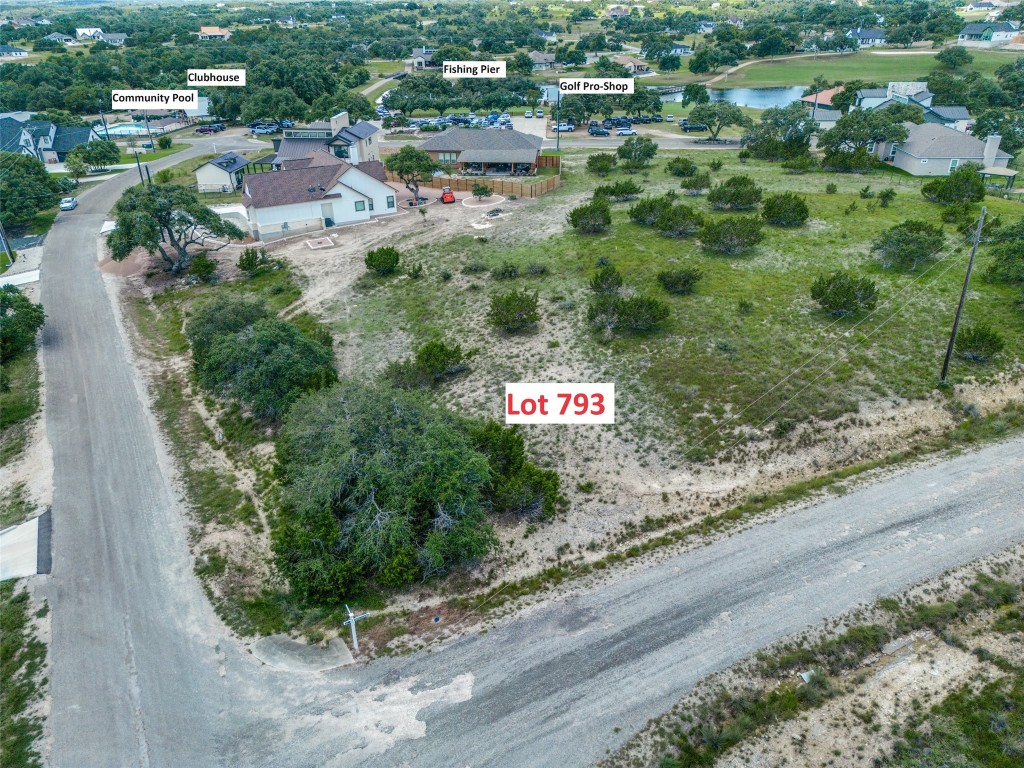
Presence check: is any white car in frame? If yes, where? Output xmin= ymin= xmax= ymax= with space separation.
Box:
xmin=524 ymin=110 xmax=533 ymax=118
xmin=666 ymin=115 xmax=675 ymax=123
xmin=555 ymin=123 xmax=573 ymax=132
xmin=616 ymin=128 xmax=637 ymax=136
xmin=536 ymin=109 xmax=544 ymax=118
xmin=59 ymin=197 xmax=78 ymax=211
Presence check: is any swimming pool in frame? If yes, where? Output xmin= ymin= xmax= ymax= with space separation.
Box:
xmin=100 ymin=122 xmax=153 ymax=137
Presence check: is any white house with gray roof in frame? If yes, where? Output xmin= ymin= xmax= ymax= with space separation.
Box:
xmin=874 ymin=123 xmax=1012 ymax=176
xmin=957 ymin=20 xmax=1020 ymax=46
xmin=195 ymin=152 xmax=252 ymax=193
xmin=269 ymin=112 xmax=380 ymax=169
xmin=846 ymin=27 xmax=886 ymax=47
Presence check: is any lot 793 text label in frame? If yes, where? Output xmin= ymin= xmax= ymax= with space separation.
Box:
xmin=505 ymin=383 xmax=615 ymax=425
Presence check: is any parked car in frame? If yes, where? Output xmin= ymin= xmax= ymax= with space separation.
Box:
xmin=588 ymin=126 xmax=610 ymax=136
xmin=640 ymin=116 xmax=652 ymax=124
xmin=681 ymin=123 xmax=708 ymax=132
xmin=524 ymin=110 xmax=533 ymax=118
xmin=441 ymin=186 xmax=456 ymax=204
xmin=653 ymin=114 xmax=663 ymax=123
xmin=195 ymin=125 xmax=215 ymax=134
xmin=280 ymin=119 xmax=294 ymax=128
xmin=555 ymin=123 xmax=571 ymax=132
xmin=616 ymin=127 xmax=638 ymax=136
xmin=210 ymin=123 xmax=225 ymax=132
xmin=666 ymin=115 xmax=675 ymax=123
xmin=59 ymin=197 xmax=78 ymax=211
xmin=536 ymin=109 xmax=543 ymax=118
xmin=253 ymin=126 xmax=277 ymax=135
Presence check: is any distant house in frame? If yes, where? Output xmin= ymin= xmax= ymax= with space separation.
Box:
xmin=197 ymin=26 xmax=231 ymax=41
xmin=0 ymin=45 xmax=28 ymax=58
xmin=43 ymin=32 xmax=76 ymax=45
xmin=612 ymin=55 xmax=651 ymax=75
xmin=75 ymin=27 xmax=104 ymax=40
xmin=242 ymin=152 xmax=396 ymax=241
xmin=921 ymin=105 xmax=973 ymax=133
xmin=276 ymin=16 xmax=296 ymax=27
xmin=0 ymin=117 xmax=102 ymax=163
xmin=195 ymin=152 xmax=252 ymax=193
xmin=964 ymin=2 xmax=997 ymax=10
xmin=409 ymin=46 xmax=439 ymax=70
xmin=846 ymin=27 xmax=887 ymax=47
xmin=800 ymin=86 xmax=845 ymax=109
xmin=606 ymin=6 xmax=631 ymax=19
xmin=97 ymin=33 xmax=127 ymax=46
xmin=270 ymin=112 xmax=380 ymax=168
xmin=855 ymin=82 xmax=932 ymax=110
xmin=419 ymin=127 xmax=543 ymax=174
xmin=874 ymin=122 xmax=1013 ymax=177
xmin=529 ymin=51 xmax=557 ymax=71
xmin=670 ymin=42 xmax=693 ymax=55
xmin=534 ymin=29 xmax=558 ymax=42
xmin=806 ymin=106 xmax=842 ymax=131
xmin=957 ymin=21 xmax=1020 ymax=46
xmin=697 ymin=21 xmax=717 ymax=35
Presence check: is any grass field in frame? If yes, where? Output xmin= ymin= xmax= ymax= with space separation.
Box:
xmin=339 ymin=150 xmax=1024 ymax=458
xmin=117 ymin=142 xmax=189 ymax=164
xmin=648 ymin=49 xmax=1021 ymax=89
xmin=0 ymin=581 xmax=45 ymax=768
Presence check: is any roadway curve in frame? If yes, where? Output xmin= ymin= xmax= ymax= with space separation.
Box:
xmin=39 ymin=132 xmax=1024 ymax=767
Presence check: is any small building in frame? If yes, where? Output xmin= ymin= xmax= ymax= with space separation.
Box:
xmin=43 ymin=32 xmax=76 ymax=45
xmin=697 ymin=21 xmax=717 ymax=35
xmin=76 ymin=27 xmax=104 ymax=40
xmin=534 ymin=29 xmax=558 ymax=42
xmin=197 ymin=26 xmax=231 ymax=41
xmin=964 ymin=2 xmax=998 ymax=11
xmin=921 ymin=105 xmax=973 ymax=133
xmin=807 ymin=106 xmax=842 ymax=131
xmin=670 ymin=42 xmax=693 ymax=55
xmin=276 ymin=16 xmax=296 ymax=27
xmin=271 ymin=112 xmax=380 ymax=168
xmin=606 ymin=6 xmax=631 ymax=19
xmin=409 ymin=46 xmax=438 ymax=70
xmin=846 ymin=27 xmax=887 ymax=47
xmin=242 ymin=153 xmax=397 ymax=241
xmin=957 ymin=21 xmax=1020 ymax=46
xmin=875 ymin=123 xmax=1013 ymax=176
xmin=612 ymin=55 xmax=651 ymax=74
xmin=195 ymin=152 xmax=252 ymax=193
xmin=419 ymin=127 xmax=543 ymax=175
xmin=0 ymin=45 xmax=28 ymax=58
xmin=855 ymin=82 xmax=932 ymax=110
xmin=0 ymin=117 xmax=102 ymax=162
xmin=800 ymin=86 xmax=845 ymax=109
xmin=529 ymin=51 xmax=557 ymax=71
xmin=97 ymin=33 xmax=127 ymax=46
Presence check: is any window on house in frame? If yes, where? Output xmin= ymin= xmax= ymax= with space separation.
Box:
xmin=368 ymin=199 xmax=374 ymax=211
xmin=866 ymin=141 xmax=876 ymax=153
xmin=949 ymin=159 xmax=959 ymax=171
xmin=438 ymin=152 xmax=457 ymax=164
xmin=355 ymin=200 xmax=366 ymax=212
xmin=386 ymin=195 xmax=395 ymax=208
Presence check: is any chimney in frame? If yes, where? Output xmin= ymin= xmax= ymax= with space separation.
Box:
xmin=983 ymin=134 xmax=1001 ymax=168
xmin=330 ymin=111 xmax=350 ymax=134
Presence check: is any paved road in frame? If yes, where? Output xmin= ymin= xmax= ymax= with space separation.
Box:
xmin=38 ymin=129 xmax=1024 ymax=767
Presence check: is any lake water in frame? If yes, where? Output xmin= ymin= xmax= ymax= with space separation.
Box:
xmin=659 ymin=86 xmax=806 ymax=109
xmin=541 ymin=83 xmax=806 ymax=110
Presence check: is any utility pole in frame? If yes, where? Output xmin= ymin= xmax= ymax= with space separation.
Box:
xmin=343 ymin=605 xmax=369 ymax=652
xmin=554 ymin=86 xmax=562 ymax=153
xmin=0 ymin=211 xmax=14 ymax=265
xmin=940 ymin=206 xmax=986 ymax=383
xmin=135 ymin=152 xmax=145 ymax=185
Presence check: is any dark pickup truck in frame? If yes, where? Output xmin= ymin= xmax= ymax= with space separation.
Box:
xmin=681 ymin=122 xmax=709 ymax=132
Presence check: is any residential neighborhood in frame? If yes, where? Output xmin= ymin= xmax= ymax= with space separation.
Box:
xmin=1 ymin=2 xmax=1023 ymax=768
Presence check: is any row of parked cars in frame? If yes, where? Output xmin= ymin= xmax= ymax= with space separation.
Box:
xmin=194 ymin=123 xmax=226 ymax=134
xmin=409 ymin=111 xmax=517 ymax=131
xmin=556 ymin=114 xmax=709 ymax=136
xmin=245 ymin=119 xmax=296 ymax=135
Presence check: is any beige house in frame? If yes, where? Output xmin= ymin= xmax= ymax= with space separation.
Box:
xmin=612 ymin=55 xmax=651 ymax=75
xmin=197 ymin=26 xmax=231 ymax=40
xmin=874 ymin=123 xmax=1012 ymax=177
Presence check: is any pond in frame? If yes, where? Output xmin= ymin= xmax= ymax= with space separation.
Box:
xmin=659 ymin=86 xmax=806 ymax=109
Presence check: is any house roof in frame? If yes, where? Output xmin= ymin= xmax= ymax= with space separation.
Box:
xmin=856 ymin=88 xmax=889 ymax=99
xmin=898 ymin=122 xmax=1011 ymax=160
xmin=52 ymin=126 xmax=92 ymax=153
xmin=0 ymin=45 xmax=28 ymax=54
xmin=613 ymin=55 xmax=647 ymax=67
xmin=420 ymin=128 xmax=543 ymax=161
xmin=44 ymin=32 xmax=73 ymax=41
xmin=199 ymin=26 xmax=229 ymax=35
xmin=808 ymin=107 xmax=842 ymax=121
xmin=202 ymin=151 xmax=249 ymax=174
xmin=334 ymin=121 xmax=378 ymax=143
xmin=529 ymin=51 xmax=555 ymax=63
xmin=0 ymin=117 xmax=26 ymax=153
xmin=99 ymin=33 xmax=127 ymax=43
xmin=928 ymin=105 xmax=972 ymax=121
xmin=800 ymin=85 xmax=844 ymax=106
xmin=960 ymin=21 xmax=1018 ymax=34
xmin=243 ymin=164 xmax=353 ymax=208
xmin=274 ymin=137 xmax=331 ymax=162
xmin=355 ymin=159 xmax=387 ymax=183
xmin=848 ymin=27 xmax=885 ymax=39
xmin=411 ymin=47 xmax=436 ymax=57
xmin=24 ymin=120 xmax=52 ymax=138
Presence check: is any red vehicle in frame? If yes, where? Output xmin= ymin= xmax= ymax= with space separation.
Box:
xmin=441 ymin=186 xmax=456 ymax=204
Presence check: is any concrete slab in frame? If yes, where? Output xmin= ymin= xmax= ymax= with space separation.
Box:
xmin=250 ymin=634 xmax=355 ymax=671
xmin=0 ymin=269 xmax=40 ymax=287
xmin=0 ymin=516 xmax=39 ymax=579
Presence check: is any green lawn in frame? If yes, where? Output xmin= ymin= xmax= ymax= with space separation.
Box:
xmin=117 ymin=142 xmax=189 ymax=164
xmin=650 ymin=49 xmax=1021 ymax=90
xmin=356 ymin=78 xmax=396 ymax=101
xmin=16 ymin=208 xmax=57 ymax=238
xmin=335 ymin=151 xmax=1024 ymax=459
xmin=366 ymin=59 xmax=404 ymax=76
xmin=0 ymin=581 xmax=46 ymax=768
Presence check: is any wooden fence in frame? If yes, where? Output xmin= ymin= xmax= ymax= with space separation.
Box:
xmin=385 ymin=171 xmax=561 ymax=199
xmin=537 ymin=154 xmax=561 ymax=169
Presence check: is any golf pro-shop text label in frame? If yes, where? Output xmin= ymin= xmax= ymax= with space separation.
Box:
xmin=506 ymin=383 xmax=615 ymax=425
xmin=559 ymin=78 xmax=634 ymax=94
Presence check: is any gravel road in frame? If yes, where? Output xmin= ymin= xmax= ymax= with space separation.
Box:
xmin=37 ymin=134 xmax=1024 ymax=767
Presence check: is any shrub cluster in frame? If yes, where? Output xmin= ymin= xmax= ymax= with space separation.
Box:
xmin=699 ymin=217 xmax=765 ymax=255
xmin=810 ymin=271 xmax=879 ymax=317
xmin=567 ymin=197 xmax=612 ymax=234
xmin=593 ymin=179 xmax=643 ymax=202
xmin=586 ymin=263 xmax=670 ymax=338
xmin=707 ymin=175 xmax=763 ymax=211
xmin=366 ymin=246 xmax=401 ymax=276
xmin=761 ymin=192 xmax=809 ymax=227
xmin=657 ymin=267 xmax=703 ymax=295
xmin=384 ymin=339 xmax=469 ymax=389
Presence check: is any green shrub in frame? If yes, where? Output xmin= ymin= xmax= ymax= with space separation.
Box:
xmin=365 ymin=246 xmax=401 ymax=276
xmin=614 ymin=295 xmax=670 ymax=332
xmin=472 ymin=183 xmax=491 ymax=200
xmin=238 ymin=246 xmax=270 ymax=276
xmin=0 ymin=285 xmax=45 ymax=365
xmin=878 ymin=188 xmax=896 ymax=208
xmin=873 ymin=220 xmax=945 ymax=271
xmin=955 ymin=323 xmax=1005 ymax=362
xmin=654 ymin=203 xmax=703 ymax=237
xmin=586 ymin=152 xmax=618 ymax=176
xmin=921 ymin=163 xmax=985 ymax=205
xmin=385 ymin=339 xmax=468 ymax=388
xmin=666 ymin=157 xmax=698 ymax=177
xmin=781 ymin=155 xmax=818 ymax=174
xmin=708 ymin=158 xmax=723 ymax=171
xmin=567 ymin=197 xmax=612 ymax=234
xmin=157 ymin=135 xmax=173 ymax=150
xmin=525 ymin=262 xmax=549 ymax=276
xmin=825 ymin=182 xmax=838 ymax=194
xmin=593 ymin=179 xmax=643 ymax=201
xmin=707 ymin=175 xmax=763 ymax=211
xmin=628 ymin=195 xmax=674 ymax=225
xmin=491 ymin=262 xmax=520 ymax=280
xmin=810 ymin=271 xmax=879 ymax=317
xmin=737 ymin=148 xmax=751 ymax=163
xmin=590 ymin=264 xmax=623 ymax=295
xmin=487 ymin=289 xmax=540 ymax=333
xmin=700 ymin=216 xmax=765 ymax=255
xmin=190 ymin=253 xmax=218 ymax=282
xmin=186 ymin=294 xmax=269 ymax=366
xmin=679 ymin=172 xmax=712 ymax=196
xmin=859 ymin=185 xmax=874 ymax=199
xmin=762 ymin=192 xmax=809 ymax=227
xmin=657 ymin=267 xmax=703 ymax=295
